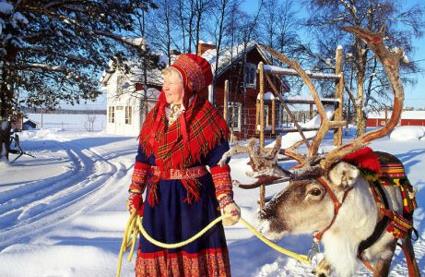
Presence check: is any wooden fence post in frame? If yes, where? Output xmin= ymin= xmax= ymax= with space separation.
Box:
xmin=334 ymin=46 xmax=344 ymax=146
xmin=258 ymin=62 xmax=265 ymax=209
xmin=223 ymin=80 xmax=229 ymax=123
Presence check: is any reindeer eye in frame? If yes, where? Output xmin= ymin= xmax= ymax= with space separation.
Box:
xmin=309 ymin=188 xmax=322 ymax=196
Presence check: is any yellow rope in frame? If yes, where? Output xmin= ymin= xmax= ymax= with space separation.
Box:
xmin=116 ymin=212 xmax=311 ymax=277
xmin=136 ymin=215 xmax=226 ymax=249
xmin=238 ymin=218 xmax=310 ymax=265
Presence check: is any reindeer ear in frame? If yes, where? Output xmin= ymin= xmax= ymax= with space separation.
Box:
xmin=328 ymin=162 xmax=360 ymax=188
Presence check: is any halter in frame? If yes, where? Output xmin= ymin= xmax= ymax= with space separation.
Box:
xmin=313 ymin=177 xmax=354 ymax=242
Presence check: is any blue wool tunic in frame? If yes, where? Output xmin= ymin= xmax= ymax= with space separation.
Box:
xmin=134 ymin=140 xmax=231 ymax=276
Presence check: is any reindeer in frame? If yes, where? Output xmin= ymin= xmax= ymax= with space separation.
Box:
xmin=224 ymin=27 xmax=420 ymax=277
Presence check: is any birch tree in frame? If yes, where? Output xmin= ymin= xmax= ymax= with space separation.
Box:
xmin=304 ymin=0 xmax=424 ymax=136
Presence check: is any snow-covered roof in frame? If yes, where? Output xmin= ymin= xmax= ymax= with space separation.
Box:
xmin=102 ymin=41 xmax=288 ymax=91
xmin=368 ymin=111 xmax=425 ymax=120
xmin=201 ymin=42 xmax=274 ymax=79
xmin=101 ymin=60 xmax=164 ymax=88
xmin=263 ymin=65 xmax=340 ymax=80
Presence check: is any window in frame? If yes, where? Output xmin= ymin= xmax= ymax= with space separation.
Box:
xmin=108 ymin=106 xmax=115 ymax=123
xmin=125 ymin=106 xmax=132 ymax=125
xmin=257 ymin=105 xmax=271 ymax=130
xmin=264 ymin=105 xmax=270 ymax=127
xmin=228 ymin=102 xmax=242 ymax=131
xmin=117 ymin=75 xmax=125 ymax=95
xmin=244 ymin=63 xmax=257 ymax=87
xmin=277 ymin=105 xmax=283 ymax=128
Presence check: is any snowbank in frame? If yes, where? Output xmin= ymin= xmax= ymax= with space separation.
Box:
xmin=390 ymin=126 xmax=425 ymax=141
xmin=268 ymin=107 xmax=334 ymax=149
xmin=0 ymin=244 xmax=119 ymax=277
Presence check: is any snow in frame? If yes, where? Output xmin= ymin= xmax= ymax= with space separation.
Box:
xmin=0 ymin=122 xmax=425 ymax=276
xmin=390 ymin=126 xmax=425 ymax=141
xmin=267 ymin=106 xmax=335 ymax=149
xmin=0 ymin=2 xmax=13 ymax=15
xmin=26 ymin=113 xmax=106 ymax=132
xmin=257 ymin=91 xmax=275 ymax=100
xmin=263 ymin=65 xmax=341 ymax=80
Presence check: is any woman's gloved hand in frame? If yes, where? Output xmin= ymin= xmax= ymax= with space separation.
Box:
xmin=217 ymin=194 xmax=241 ymax=226
xmin=127 ymin=192 xmax=144 ymax=217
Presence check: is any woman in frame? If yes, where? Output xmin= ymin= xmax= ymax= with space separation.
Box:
xmin=127 ymin=53 xmax=240 ymax=276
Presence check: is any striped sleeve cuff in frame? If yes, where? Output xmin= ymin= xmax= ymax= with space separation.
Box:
xmin=129 ymin=161 xmax=150 ymax=193
xmin=210 ymin=164 xmax=233 ymax=198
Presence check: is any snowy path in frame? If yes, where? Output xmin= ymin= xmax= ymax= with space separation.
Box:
xmin=0 ymin=129 xmax=424 ymax=277
xmin=0 ymin=132 xmax=134 ymax=250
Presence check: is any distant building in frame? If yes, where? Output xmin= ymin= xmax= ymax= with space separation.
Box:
xmin=23 ymin=119 xmax=37 ymax=130
xmin=367 ymin=110 xmax=425 ymax=127
xmin=102 ymin=60 xmax=163 ymax=136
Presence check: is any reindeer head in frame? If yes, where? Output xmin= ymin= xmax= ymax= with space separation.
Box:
xmin=258 ymin=162 xmax=361 ymax=240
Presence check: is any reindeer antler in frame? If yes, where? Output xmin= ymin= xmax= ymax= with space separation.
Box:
xmin=226 ymin=27 xmax=405 ymax=186
xmin=261 ymin=45 xmax=339 ymax=160
xmin=320 ymin=26 xmax=405 ymax=170
xmin=220 ymin=136 xmax=292 ymax=187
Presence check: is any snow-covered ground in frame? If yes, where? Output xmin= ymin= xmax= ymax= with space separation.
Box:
xmin=0 ymin=126 xmax=424 ymax=277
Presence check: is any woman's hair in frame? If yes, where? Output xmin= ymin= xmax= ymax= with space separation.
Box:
xmin=162 ymin=67 xmax=183 ymax=82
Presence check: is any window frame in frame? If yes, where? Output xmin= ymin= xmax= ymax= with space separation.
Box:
xmin=228 ymin=102 xmax=242 ymax=132
xmin=125 ymin=106 xmax=132 ymax=125
xmin=244 ymin=63 xmax=257 ymax=88
xmin=108 ymin=106 xmax=115 ymax=123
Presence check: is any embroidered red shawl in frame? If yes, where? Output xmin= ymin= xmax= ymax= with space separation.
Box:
xmin=139 ymin=91 xmax=229 ymax=205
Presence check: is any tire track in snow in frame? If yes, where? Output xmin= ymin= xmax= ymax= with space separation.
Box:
xmin=0 ymin=138 xmax=134 ymax=250
xmin=0 ymin=148 xmax=83 ymax=227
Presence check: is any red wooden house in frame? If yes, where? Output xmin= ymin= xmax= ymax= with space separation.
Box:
xmin=367 ymin=110 xmax=425 ymax=127
xmin=199 ymin=42 xmax=290 ymax=139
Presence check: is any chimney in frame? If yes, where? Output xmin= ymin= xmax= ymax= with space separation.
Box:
xmin=169 ymin=49 xmax=181 ymax=64
xmin=197 ymin=41 xmax=216 ymax=56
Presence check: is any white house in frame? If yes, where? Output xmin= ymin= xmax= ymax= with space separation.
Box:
xmin=102 ymin=62 xmax=163 ymax=136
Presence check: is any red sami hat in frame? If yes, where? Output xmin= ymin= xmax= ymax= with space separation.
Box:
xmin=170 ymin=54 xmax=213 ymax=107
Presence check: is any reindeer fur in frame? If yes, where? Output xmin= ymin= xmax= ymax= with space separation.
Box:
xmin=259 ymin=161 xmax=404 ymax=277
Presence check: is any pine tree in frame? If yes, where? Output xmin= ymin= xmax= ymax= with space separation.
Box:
xmin=0 ymin=0 xmax=157 ymax=160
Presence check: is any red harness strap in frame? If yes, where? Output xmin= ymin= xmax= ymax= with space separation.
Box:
xmin=359 ymin=177 xmax=417 ymax=276
xmin=313 ymin=177 xmax=354 ymax=242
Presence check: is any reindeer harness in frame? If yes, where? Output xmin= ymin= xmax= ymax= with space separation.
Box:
xmin=312 ymin=147 xmax=417 ymax=274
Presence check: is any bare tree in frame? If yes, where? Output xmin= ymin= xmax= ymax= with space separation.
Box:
xmin=85 ymin=114 xmax=97 ymax=132
xmin=145 ymin=0 xmax=177 ymax=63
xmin=303 ymin=0 xmax=425 ymax=136
xmin=194 ymin=0 xmax=212 ymax=54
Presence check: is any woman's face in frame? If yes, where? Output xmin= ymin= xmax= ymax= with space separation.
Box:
xmin=163 ymin=71 xmax=184 ymax=105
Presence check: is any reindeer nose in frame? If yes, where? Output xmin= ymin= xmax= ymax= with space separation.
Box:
xmin=258 ymin=206 xmax=275 ymax=220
